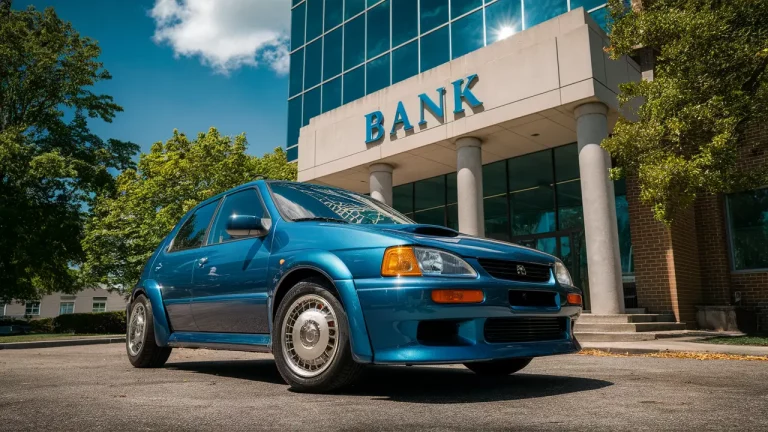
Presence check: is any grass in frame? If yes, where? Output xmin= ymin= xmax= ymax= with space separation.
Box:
xmin=0 ymin=333 xmax=122 ymax=343
xmin=700 ymin=335 xmax=768 ymax=347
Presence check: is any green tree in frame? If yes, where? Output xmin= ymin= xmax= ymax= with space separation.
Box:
xmin=0 ymin=2 xmax=139 ymax=302
xmin=81 ymin=128 xmax=296 ymax=291
xmin=604 ymin=0 xmax=768 ymax=223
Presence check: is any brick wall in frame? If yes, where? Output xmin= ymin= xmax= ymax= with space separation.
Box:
xmin=628 ymin=122 xmax=768 ymax=329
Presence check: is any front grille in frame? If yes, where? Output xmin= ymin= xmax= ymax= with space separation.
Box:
xmin=478 ymin=259 xmax=552 ymax=283
xmin=484 ymin=317 xmax=567 ymax=343
xmin=509 ymin=290 xmax=558 ymax=308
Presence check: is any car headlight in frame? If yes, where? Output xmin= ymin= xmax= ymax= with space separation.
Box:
xmin=554 ymin=261 xmax=573 ymax=286
xmin=381 ymin=246 xmax=477 ymax=277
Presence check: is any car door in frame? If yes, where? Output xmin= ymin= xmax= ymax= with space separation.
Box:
xmin=152 ymin=199 xmax=220 ymax=332
xmin=190 ymin=188 xmax=272 ymax=334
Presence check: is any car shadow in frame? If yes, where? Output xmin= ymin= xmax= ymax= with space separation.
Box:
xmin=165 ymin=360 xmax=612 ymax=404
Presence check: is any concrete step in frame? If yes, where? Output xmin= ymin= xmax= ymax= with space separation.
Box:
xmin=574 ymin=322 xmax=688 ymax=333
xmin=583 ymin=308 xmax=647 ymax=314
xmin=577 ymin=314 xmax=676 ymax=324
xmin=575 ymin=330 xmax=712 ymax=342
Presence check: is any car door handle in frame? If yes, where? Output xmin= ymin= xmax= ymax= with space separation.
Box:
xmin=198 ymin=257 xmax=208 ymax=268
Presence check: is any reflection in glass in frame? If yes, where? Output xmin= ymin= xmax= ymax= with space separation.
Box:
xmin=346 ymin=0 xmax=366 ymax=19
xmin=324 ymin=28 xmax=343 ymax=80
xmin=420 ymin=25 xmax=450 ymax=72
xmin=344 ymin=15 xmax=365 ymax=70
xmin=393 ymin=184 xmax=414 ymax=214
xmin=727 ymin=188 xmax=768 ymax=270
xmin=367 ymin=1 xmax=390 ymax=60
xmin=287 ymin=96 xmax=303 ymax=147
xmin=289 ymin=49 xmax=304 ymax=97
xmin=421 ymin=0 xmax=449 ymax=34
xmin=322 ymin=77 xmax=342 ymax=113
xmin=451 ymin=0 xmax=482 ymax=18
xmin=524 ymin=0 xmax=567 ymax=29
xmin=451 ymin=9 xmax=484 ymax=59
xmin=366 ymin=54 xmax=391 ymax=95
xmin=485 ymin=0 xmax=522 ymax=42
xmin=392 ymin=0 xmax=418 ymax=47
xmin=343 ymin=66 xmax=365 ymax=104
xmin=287 ymin=145 xmax=299 ymax=162
xmin=306 ymin=0 xmax=324 ymax=41
xmin=304 ymin=39 xmax=322 ymax=89
xmin=291 ymin=2 xmax=306 ymax=50
xmin=303 ymin=86 xmax=321 ymax=126
xmin=484 ymin=196 xmax=509 ymax=241
xmin=325 ymin=0 xmax=344 ymax=31
xmin=392 ymin=41 xmax=418 ymax=85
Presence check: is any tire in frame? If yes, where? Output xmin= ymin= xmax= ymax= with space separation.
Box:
xmin=272 ymin=279 xmax=364 ymax=393
xmin=464 ymin=358 xmax=532 ymax=376
xmin=126 ymin=295 xmax=172 ymax=368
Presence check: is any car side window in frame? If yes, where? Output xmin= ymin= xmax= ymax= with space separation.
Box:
xmin=168 ymin=200 xmax=220 ymax=252
xmin=208 ymin=189 xmax=269 ymax=244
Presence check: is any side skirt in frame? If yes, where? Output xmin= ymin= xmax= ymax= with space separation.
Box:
xmin=166 ymin=332 xmax=272 ymax=353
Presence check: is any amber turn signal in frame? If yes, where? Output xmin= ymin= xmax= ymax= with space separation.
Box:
xmin=381 ymin=246 xmax=422 ymax=277
xmin=566 ymin=293 xmax=582 ymax=306
xmin=431 ymin=289 xmax=484 ymax=304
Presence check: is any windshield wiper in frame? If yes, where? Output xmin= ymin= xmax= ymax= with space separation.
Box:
xmin=292 ymin=217 xmax=349 ymax=224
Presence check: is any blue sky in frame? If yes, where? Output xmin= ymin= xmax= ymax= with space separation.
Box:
xmin=17 ymin=0 xmax=290 ymax=157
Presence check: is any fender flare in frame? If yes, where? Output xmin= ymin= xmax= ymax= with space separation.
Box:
xmin=269 ymin=251 xmax=374 ymax=363
xmin=132 ymin=280 xmax=171 ymax=347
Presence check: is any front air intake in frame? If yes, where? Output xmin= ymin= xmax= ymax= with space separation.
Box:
xmin=483 ymin=317 xmax=567 ymax=343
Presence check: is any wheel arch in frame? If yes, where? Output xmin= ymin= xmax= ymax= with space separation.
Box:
xmin=130 ymin=280 xmax=171 ymax=347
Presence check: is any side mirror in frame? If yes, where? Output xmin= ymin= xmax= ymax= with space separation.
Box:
xmin=225 ymin=215 xmax=267 ymax=238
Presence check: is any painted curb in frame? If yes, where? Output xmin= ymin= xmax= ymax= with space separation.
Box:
xmin=0 ymin=337 xmax=126 ymax=350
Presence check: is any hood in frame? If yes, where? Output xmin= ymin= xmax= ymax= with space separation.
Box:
xmin=367 ymin=224 xmax=557 ymax=264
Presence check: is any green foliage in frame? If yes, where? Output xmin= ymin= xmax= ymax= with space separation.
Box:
xmin=82 ymin=128 xmax=296 ymax=291
xmin=0 ymin=4 xmax=139 ymax=302
xmin=29 ymin=317 xmax=54 ymax=333
xmin=604 ymin=0 xmax=768 ymax=223
xmin=52 ymin=311 xmax=126 ymax=334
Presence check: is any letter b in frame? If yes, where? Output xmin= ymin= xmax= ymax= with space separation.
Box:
xmin=365 ymin=111 xmax=385 ymax=143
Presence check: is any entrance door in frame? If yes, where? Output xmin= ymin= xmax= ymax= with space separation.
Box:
xmin=190 ymin=188 xmax=272 ymax=334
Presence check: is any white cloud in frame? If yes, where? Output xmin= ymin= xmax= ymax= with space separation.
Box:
xmin=150 ymin=0 xmax=291 ymax=75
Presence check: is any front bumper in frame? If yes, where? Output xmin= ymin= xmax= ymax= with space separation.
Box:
xmin=354 ymin=277 xmax=582 ymax=364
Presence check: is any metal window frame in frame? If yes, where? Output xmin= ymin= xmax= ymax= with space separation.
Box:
xmin=59 ymin=301 xmax=76 ymax=315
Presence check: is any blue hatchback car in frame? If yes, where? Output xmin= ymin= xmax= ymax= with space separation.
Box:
xmin=126 ymin=180 xmax=582 ymax=392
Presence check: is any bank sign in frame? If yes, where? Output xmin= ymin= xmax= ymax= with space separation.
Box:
xmin=364 ymin=74 xmax=483 ymax=144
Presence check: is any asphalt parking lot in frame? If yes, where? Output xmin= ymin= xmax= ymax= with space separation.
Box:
xmin=1 ymin=345 xmax=766 ymax=431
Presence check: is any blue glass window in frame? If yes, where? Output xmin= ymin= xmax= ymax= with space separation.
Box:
xmin=287 ymin=146 xmax=298 ymax=162
xmin=289 ymin=49 xmax=304 ymax=97
xmin=485 ymin=0 xmax=522 ymax=43
xmin=392 ymin=0 xmax=417 ymax=47
xmin=292 ymin=0 xmax=303 ymax=6
xmin=571 ymin=0 xmax=606 ymax=11
xmin=325 ymin=0 xmax=344 ymax=31
xmin=343 ymin=66 xmax=365 ymax=104
xmin=287 ymin=96 xmax=302 ymax=147
xmin=304 ymin=39 xmax=322 ymax=90
xmin=366 ymin=54 xmax=390 ymax=94
xmin=367 ymin=1 xmax=390 ymax=60
xmin=306 ymin=0 xmax=324 ymax=42
xmin=344 ymin=15 xmax=365 ymax=70
xmin=421 ymin=0 xmax=449 ymax=34
xmin=345 ymin=0 xmax=365 ymax=19
xmin=727 ymin=188 xmax=768 ymax=270
xmin=322 ymin=77 xmax=342 ymax=113
xmin=524 ymin=0 xmax=567 ymax=29
xmin=303 ymin=86 xmax=321 ymax=126
xmin=420 ymin=25 xmax=449 ymax=72
xmin=451 ymin=0 xmax=481 ymax=18
xmin=589 ymin=7 xmax=611 ymax=32
xmin=323 ymin=27 xmax=343 ymax=80
xmin=392 ymin=40 xmax=418 ymax=84
xmin=509 ymin=150 xmax=556 ymax=236
xmin=451 ymin=9 xmax=484 ymax=59
xmin=291 ymin=2 xmax=306 ymax=50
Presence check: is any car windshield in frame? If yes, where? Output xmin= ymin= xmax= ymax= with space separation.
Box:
xmin=269 ymin=182 xmax=414 ymax=225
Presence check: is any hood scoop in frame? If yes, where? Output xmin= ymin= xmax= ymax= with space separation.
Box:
xmin=387 ymin=225 xmax=460 ymax=238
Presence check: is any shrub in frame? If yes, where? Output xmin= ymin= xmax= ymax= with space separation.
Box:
xmin=53 ymin=311 xmax=126 ymax=334
xmin=29 ymin=318 xmax=55 ymax=333
xmin=0 ymin=318 xmax=28 ymax=326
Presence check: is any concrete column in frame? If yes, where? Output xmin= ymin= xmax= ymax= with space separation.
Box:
xmin=369 ymin=163 xmax=393 ymax=206
xmin=575 ymin=102 xmax=625 ymax=314
xmin=456 ymin=137 xmax=485 ymax=236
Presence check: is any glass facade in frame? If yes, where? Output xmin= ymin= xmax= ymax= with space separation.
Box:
xmin=286 ymin=0 xmax=610 ymax=160
xmin=392 ymin=143 xmax=634 ymax=308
